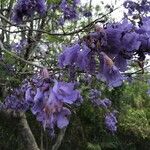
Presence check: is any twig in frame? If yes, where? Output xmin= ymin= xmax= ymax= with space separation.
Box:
xmin=0 ymin=13 xmax=30 ymax=28
xmin=124 ymin=64 xmax=150 ymax=75
xmin=0 ymin=5 xmax=122 ymax=36
xmin=0 ymin=40 xmax=44 ymax=69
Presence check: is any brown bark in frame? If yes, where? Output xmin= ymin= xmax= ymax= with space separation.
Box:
xmin=0 ymin=110 xmax=40 ymax=150
xmin=18 ymin=113 xmax=40 ymax=150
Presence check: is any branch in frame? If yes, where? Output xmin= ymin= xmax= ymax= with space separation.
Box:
xmin=0 ymin=13 xmax=30 ymax=28
xmin=18 ymin=113 xmax=40 ymax=150
xmin=0 ymin=40 xmax=44 ymax=69
xmin=0 ymin=110 xmax=40 ymax=150
xmin=124 ymin=64 xmax=150 ymax=75
xmin=34 ymin=5 xmax=123 ymax=36
xmin=52 ymin=128 xmax=66 ymax=150
xmin=22 ymin=16 xmax=47 ymax=70
xmin=0 ymin=5 xmax=122 ymax=36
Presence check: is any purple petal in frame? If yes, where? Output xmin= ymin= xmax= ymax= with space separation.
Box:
xmin=57 ymin=108 xmax=71 ymax=129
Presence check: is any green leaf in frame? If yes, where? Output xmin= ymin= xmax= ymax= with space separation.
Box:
xmin=87 ymin=143 xmax=101 ymax=150
xmin=47 ymin=0 xmax=61 ymax=4
xmin=47 ymin=35 xmax=64 ymax=43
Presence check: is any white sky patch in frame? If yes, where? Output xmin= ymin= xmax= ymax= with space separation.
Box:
xmin=81 ymin=0 xmax=125 ymax=21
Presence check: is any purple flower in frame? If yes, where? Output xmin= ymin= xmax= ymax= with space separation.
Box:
xmin=64 ymin=7 xmax=77 ymax=20
xmin=1 ymin=67 xmax=83 ymax=136
xmin=97 ymin=52 xmax=123 ymax=88
xmin=12 ymin=0 xmax=47 ymax=23
xmin=31 ymin=79 xmax=51 ymax=115
xmin=98 ymin=98 xmax=112 ymax=109
xmin=123 ymin=1 xmax=138 ymax=15
xmin=89 ymin=89 xmax=101 ymax=101
xmin=89 ymin=90 xmax=113 ymax=109
xmin=36 ymin=105 xmax=71 ymax=134
xmin=89 ymin=28 xmax=107 ymax=48
xmin=105 ymin=19 xmax=134 ymax=55
xmin=105 ymin=27 xmax=122 ymax=55
xmin=59 ymin=0 xmax=78 ymax=21
xmin=58 ymin=17 xmax=65 ymax=26
xmin=59 ymin=0 xmax=67 ymax=10
xmin=12 ymin=0 xmax=34 ymax=23
xmin=58 ymin=43 xmax=80 ymax=67
xmin=33 ymin=88 xmax=44 ymax=102
xmin=141 ymin=0 xmax=150 ymax=12
xmin=11 ymin=39 xmax=27 ymax=54
xmin=58 ymin=42 xmax=97 ymax=73
xmin=147 ymin=89 xmax=150 ymax=96
xmin=137 ymin=18 xmax=150 ymax=51
xmin=73 ymin=0 xmax=80 ymax=5
xmin=25 ymin=87 xmax=35 ymax=104
xmin=2 ymin=92 xmax=29 ymax=112
xmin=148 ymin=79 xmax=150 ymax=85
xmin=83 ymin=11 xmax=92 ymax=17
xmin=56 ymin=108 xmax=71 ymax=129
xmin=31 ymin=79 xmax=82 ymax=134
xmin=137 ymin=17 xmax=150 ymax=34
xmin=124 ymin=0 xmax=150 ymax=15
xmin=122 ymin=32 xmax=141 ymax=52
xmin=52 ymin=80 xmax=81 ymax=104
xmin=76 ymin=43 xmax=91 ymax=70
xmin=86 ymin=51 xmax=97 ymax=74
xmin=90 ymin=91 xmax=112 ymax=109
xmin=105 ymin=111 xmax=117 ymax=133
xmin=138 ymin=34 xmax=150 ymax=51
xmin=119 ymin=19 xmax=133 ymax=32
xmin=114 ymin=54 xmax=128 ymax=72
xmin=36 ymin=0 xmax=47 ymax=15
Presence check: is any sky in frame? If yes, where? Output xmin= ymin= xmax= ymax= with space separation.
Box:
xmin=81 ymin=0 xmax=125 ymax=21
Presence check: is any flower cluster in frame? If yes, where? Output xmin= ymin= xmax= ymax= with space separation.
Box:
xmin=59 ymin=14 xmax=150 ymax=87
xmin=31 ymin=79 xmax=82 ymax=136
xmin=89 ymin=89 xmax=117 ymax=133
xmin=0 ymin=70 xmax=82 ymax=136
xmin=58 ymin=31 xmax=124 ymax=87
xmin=105 ymin=111 xmax=117 ymax=133
xmin=59 ymin=43 xmax=91 ymax=72
xmin=12 ymin=0 xmax=47 ymax=23
xmin=59 ymin=0 xmax=80 ymax=24
xmin=97 ymin=52 xmax=123 ymax=88
xmin=1 ymin=88 xmax=29 ymax=111
xmin=11 ymin=39 xmax=27 ymax=54
xmin=89 ymin=89 xmax=101 ymax=102
xmin=123 ymin=0 xmax=150 ymax=15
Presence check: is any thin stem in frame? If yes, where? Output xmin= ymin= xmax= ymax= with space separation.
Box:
xmin=0 ymin=40 xmax=44 ymax=69
xmin=52 ymin=128 xmax=66 ymax=150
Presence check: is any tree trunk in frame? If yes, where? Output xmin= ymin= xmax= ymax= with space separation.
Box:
xmin=18 ymin=113 xmax=40 ymax=150
xmin=0 ymin=111 xmax=40 ymax=150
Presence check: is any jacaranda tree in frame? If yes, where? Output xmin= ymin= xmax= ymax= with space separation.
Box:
xmin=0 ymin=0 xmax=150 ymax=149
